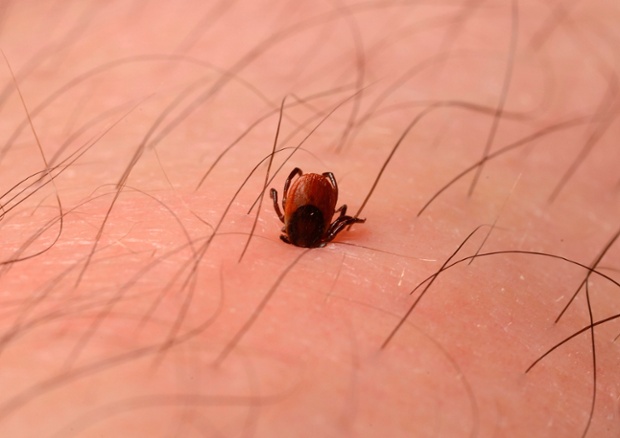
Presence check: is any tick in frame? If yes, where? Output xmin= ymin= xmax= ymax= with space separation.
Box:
xmin=270 ymin=167 xmax=366 ymax=248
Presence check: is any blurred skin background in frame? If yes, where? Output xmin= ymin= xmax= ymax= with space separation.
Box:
xmin=0 ymin=0 xmax=619 ymax=436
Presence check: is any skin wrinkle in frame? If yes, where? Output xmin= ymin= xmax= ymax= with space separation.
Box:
xmin=0 ymin=1 xmax=618 ymax=437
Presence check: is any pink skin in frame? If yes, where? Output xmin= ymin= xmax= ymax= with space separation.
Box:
xmin=0 ymin=0 xmax=619 ymax=436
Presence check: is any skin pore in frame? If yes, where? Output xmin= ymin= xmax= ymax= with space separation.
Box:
xmin=1 ymin=0 xmax=619 ymax=436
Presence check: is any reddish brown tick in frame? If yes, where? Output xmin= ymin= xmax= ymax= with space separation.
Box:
xmin=270 ymin=167 xmax=366 ymax=248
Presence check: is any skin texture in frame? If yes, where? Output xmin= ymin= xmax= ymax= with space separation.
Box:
xmin=0 ymin=0 xmax=619 ymax=437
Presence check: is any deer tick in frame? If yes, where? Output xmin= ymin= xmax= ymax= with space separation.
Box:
xmin=270 ymin=167 xmax=366 ymax=248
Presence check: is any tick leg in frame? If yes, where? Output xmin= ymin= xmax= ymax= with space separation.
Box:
xmin=282 ymin=167 xmax=302 ymax=211
xmin=323 ymin=215 xmax=366 ymax=244
xmin=279 ymin=234 xmax=291 ymax=244
xmin=270 ymin=188 xmax=284 ymax=222
xmin=334 ymin=204 xmax=348 ymax=218
xmin=322 ymin=171 xmax=338 ymax=198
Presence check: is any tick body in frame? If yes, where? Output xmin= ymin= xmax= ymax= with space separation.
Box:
xmin=270 ymin=167 xmax=366 ymax=248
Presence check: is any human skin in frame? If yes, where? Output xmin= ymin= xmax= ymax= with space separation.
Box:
xmin=0 ymin=0 xmax=619 ymax=437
